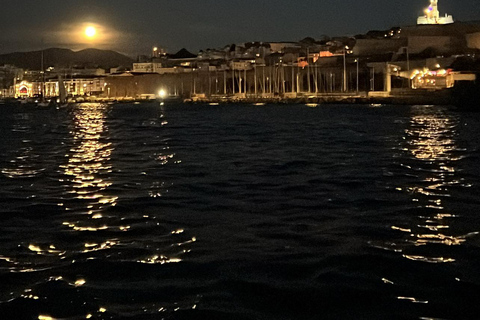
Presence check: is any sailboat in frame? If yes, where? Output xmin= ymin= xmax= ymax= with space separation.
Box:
xmin=57 ymin=75 xmax=68 ymax=108
xmin=36 ymin=48 xmax=50 ymax=108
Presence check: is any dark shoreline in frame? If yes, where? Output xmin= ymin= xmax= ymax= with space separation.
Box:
xmin=4 ymin=87 xmax=478 ymax=111
xmin=183 ymin=90 xmax=455 ymax=106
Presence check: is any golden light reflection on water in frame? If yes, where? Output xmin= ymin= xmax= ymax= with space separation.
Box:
xmin=397 ymin=296 xmax=429 ymax=304
xmin=137 ymin=255 xmax=183 ymax=265
xmin=56 ymin=104 xmax=195 ymax=268
xmin=27 ymin=244 xmax=65 ymax=256
xmin=60 ymin=103 xmax=117 ymax=233
xmin=1 ymin=104 xmax=197 ymax=311
xmin=81 ymin=241 xmax=118 ymax=253
xmin=61 ymin=104 xmax=114 ymax=202
xmin=405 ymin=115 xmax=459 ymax=161
xmin=390 ymin=107 xmax=473 ymax=264
xmin=74 ymin=279 xmax=86 ymax=287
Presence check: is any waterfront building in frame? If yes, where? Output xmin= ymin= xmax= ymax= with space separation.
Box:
xmin=410 ymin=68 xmax=476 ymax=89
xmin=44 ymin=76 xmax=106 ymax=98
xmin=417 ymin=0 xmax=453 ymax=25
xmin=14 ymin=80 xmax=42 ymax=98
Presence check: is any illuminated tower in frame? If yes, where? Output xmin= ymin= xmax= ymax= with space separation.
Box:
xmin=417 ymin=0 xmax=454 ymax=25
xmin=427 ymin=0 xmax=440 ymax=22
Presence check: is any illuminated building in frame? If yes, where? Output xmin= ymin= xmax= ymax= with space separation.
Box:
xmin=14 ymin=80 xmax=42 ymax=98
xmin=417 ymin=0 xmax=454 ymax=25
xmin=44 ymin=76 xmax=106 ymax=97
xmin=410 ymin=68 xmax=476 ymax=90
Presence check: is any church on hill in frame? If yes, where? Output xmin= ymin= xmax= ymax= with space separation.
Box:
xmin=417 ymin=0 xmax=454 ymax=25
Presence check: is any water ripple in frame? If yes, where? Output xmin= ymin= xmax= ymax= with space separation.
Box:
xmin=1 ymin=103 xmax=480 ymax=319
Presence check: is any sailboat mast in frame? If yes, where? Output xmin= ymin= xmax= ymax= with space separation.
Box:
xmin=40 ymin=39 xmax=46 ymax=99
xmin=41 ymin=48 xmax=45 ymax=98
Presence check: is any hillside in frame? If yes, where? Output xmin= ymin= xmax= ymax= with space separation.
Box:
xmin=0 ymin=48 xmax=134 ymax=70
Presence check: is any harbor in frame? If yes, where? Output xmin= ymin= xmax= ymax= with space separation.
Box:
xmin=2 ymin=0 xmax=480 ymax=319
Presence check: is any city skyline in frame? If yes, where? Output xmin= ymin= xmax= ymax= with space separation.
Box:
xmin=1 ymin=0 xmax=479 ymax=57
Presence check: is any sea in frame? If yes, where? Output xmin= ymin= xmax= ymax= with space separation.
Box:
xmin=0 ymin=102 xmax=480 ymax=320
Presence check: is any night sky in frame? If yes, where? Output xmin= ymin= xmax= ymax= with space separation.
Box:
xmin=1 ymin=0 xmax=479 ymax=57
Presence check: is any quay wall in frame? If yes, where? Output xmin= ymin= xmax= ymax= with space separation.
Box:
xmin=105 ymin=65 xmax=381 ymax=100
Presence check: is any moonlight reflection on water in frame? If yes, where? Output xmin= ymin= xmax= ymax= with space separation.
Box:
xmin=0 ymin=103 xmax=480 ymax=319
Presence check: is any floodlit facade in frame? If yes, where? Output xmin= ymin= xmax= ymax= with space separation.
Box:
xmin=417 ymin=0 xmax=454 ymax=25
xmin=410 ymin=68 xmax=476 ymax=90
xmin=44 ymin=77 xmax=106 ymax=97
xmin=15 ymin=80 xmax=42 ymax=98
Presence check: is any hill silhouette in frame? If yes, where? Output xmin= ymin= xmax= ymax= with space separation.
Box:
xmin=0 ymin=48 xmax=134 ymax=70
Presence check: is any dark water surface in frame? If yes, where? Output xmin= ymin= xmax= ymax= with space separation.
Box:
xmin=1 ymin=103 xmax=480 ymax=320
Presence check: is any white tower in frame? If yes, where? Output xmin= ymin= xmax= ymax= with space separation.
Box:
xmin=417 ymin=0 xmax=454 ymax=25
xmin=427 ymin=0 xmax=440 ymax=22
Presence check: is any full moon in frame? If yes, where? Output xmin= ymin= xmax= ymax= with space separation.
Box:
xmin=85 ymin=26 xmax=96 ymax=38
